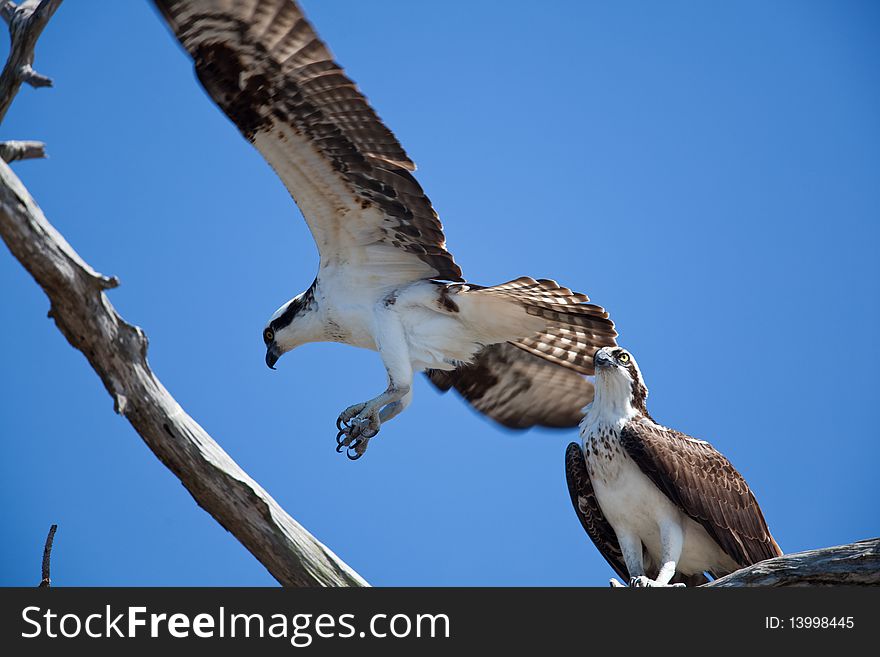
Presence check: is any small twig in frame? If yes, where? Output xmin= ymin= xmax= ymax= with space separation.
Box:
xmin=0 ymin=0 xmax=63 ymax=123
xmin=0 ymin=1 xmax=19 ymax=25
xmin=18 ymin=62 xmax=51 ymax=87
xmin=38 ymin=524 xmax=57 ymax=587
xmin=0 ymin=139 xmax=45 ymax=161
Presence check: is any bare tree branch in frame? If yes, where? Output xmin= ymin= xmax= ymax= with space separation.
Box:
xmin=0 ymin=1 xmax=366 ymax=588
xmin=38 ymin=524 xmax=57 ymax=587
xmin=0 ymin=0 xmax=62 ymax=122
xmin=0 ymin=138 xmax=44 ymax=161
xmin=0 ymin=159 xmax=368 ymax=586
xmin=707 ymin=538 xmax=880 ymax=587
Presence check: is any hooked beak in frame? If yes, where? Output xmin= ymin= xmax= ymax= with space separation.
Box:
xmin=265 ymin=342 xmax=281 ymax=370
xmin=594 ymin=347 xmax=616 ymax=370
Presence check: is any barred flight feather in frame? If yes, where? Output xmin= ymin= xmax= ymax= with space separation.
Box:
xmin=477 ymin=278 xmax=617 ymax=375
xmin=427 ymin=344 xmax=595 ymax=429
xmin=155 ymin=0 xmax=463 ymax=282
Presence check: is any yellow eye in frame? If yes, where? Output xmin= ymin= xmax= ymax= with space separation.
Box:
xmin=264 ymin=328 xmax=274 ymax=343
xmin=618 ymin=352 xmax=630 ymax=363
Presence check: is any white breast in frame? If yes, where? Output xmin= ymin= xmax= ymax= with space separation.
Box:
xmin=583 ymin=424 xmax=739 ymax=577
xmin=313 ymin=274 xmax=380 ymax=350
xmin=585 ymin=427 xmax=678 ymax=555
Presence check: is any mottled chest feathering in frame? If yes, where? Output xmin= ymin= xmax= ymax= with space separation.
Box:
xmin=582 ymin=422 xmax=628 ymax=484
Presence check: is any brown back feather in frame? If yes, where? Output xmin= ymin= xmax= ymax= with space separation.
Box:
xmin=619 ymin=421 xmax=783 ymax=570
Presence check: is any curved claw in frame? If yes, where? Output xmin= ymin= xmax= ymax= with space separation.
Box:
xmin=336 ymin=429 xmax=348 ymax=447
xmin=346 ymin=440 xmax=364 ymax=460
xmin=336 ymin=416 xmax=346 ymax=432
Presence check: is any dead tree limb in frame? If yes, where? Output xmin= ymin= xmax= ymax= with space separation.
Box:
xmin=0 ymin=1 xmax=367 ymax=587
xmin=707 ymin=538 xmax=880 ymax=587
xmin=0 ymin=159 xmax=367 ymax=587
xmin=38 ymin=524 xmax=57 ymax=587
xmin=0 ymin=0 xmax=62 ymax=122
xmin=0 ymin=139 xmax=44 ymax=161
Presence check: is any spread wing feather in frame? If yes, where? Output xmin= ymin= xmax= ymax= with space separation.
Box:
xmin=426 ymin=278 xmax=617 ymax=428
xmin=619 ymin=421 xmax=783 ymax=568
xmin=475 ymin=278 xmax=618 ymax=375
xmin=426 ymin=344 xmax=593 ymax=429
xmin=154 ymin=0 xmax=462 ymax=284
xmin=564 ymin=443 xmax=629 ymax=580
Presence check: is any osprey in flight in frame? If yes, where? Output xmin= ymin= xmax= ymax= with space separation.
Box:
xmin=156 ymin=0 xmax=617 ymax=457
xmin=566 ymin=347 xmax=782 ymax=586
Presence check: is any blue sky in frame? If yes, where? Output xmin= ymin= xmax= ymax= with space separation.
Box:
xmin=2 ymin=1 xmax=878 ymax=586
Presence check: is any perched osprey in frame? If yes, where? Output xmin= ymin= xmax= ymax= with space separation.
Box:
xmin=155 ymin=0 xmax=617 ymax=457
xmin=566 ymin=347 xmax=782 ymax=586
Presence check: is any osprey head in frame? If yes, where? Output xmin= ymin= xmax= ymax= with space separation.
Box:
xmin=592 ymin=346 xmax=649 ymax=415
xmin=263 ymin=289 xmax=316 ymax=369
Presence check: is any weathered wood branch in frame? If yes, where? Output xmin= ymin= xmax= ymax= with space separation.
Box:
xmin=0 ymin=160 xmax=367 ymax=586
xmin=707 ymin=538 xmax=880 ymax=587
xmin=0 ymin=1 xmax=365 ymax=588
xmin=0 ymin=0 xmax=62 ymax=123
xmin=38 ymin=524 xmax=56 ymax=587
xmin=0 ymin=138 xmax=44 ymax=161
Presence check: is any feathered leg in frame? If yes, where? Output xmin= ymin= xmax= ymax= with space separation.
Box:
xmin=336 ymin=303 xmax=413 ymax=459
xmin=612 ymin=521 xmax=687 ymax=588
xmin=610 ymin=530 xmax=646 ymax=588
xmin=650 ymin=520 xmax=685 ymax=586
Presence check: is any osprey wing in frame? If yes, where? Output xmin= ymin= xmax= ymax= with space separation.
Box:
xmin=619 ymin=421 xmax=783 ymax=568
xmin=155 ymin=0 xmax=462 ymax=285
xmin=474 ymin=277 xmax=617 ymax=375
xmin=426 ymin=343 xmax=594 ymax=429
xmin=564 ymin=443 xmax=629 ymax=580
xmin=425 ymin=278 xmax=617 ymax=428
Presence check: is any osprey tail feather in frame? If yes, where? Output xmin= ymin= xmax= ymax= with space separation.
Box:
xmin=465 ymin=277 xmax=618 ymax=375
